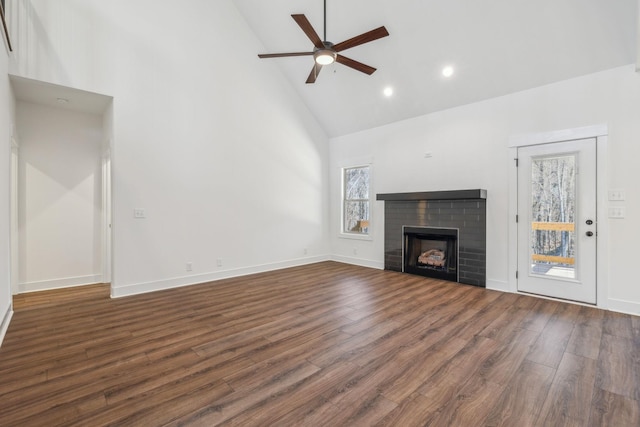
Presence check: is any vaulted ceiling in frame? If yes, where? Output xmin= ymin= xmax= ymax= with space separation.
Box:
xmin=233 ymin=0 xmax=638 ymax=137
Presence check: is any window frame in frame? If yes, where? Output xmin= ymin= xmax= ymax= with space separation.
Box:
xmin=341 ymin=164 xmax=372 ymax=240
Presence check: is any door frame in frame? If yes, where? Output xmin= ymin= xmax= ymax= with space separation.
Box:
xmin=508 ymin=124 xmax=609 ymax=308
xmin=101 ymin=146 xmax=112 ymax=284
xmin=10 ymin=136 xmax=19 ymax=295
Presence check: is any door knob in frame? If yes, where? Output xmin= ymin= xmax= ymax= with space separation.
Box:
xmin=586 ymin=231 xmax=594 ymax=237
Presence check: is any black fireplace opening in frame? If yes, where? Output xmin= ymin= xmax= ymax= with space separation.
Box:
xmin=403 ymin=226 xmax=458 ymax=282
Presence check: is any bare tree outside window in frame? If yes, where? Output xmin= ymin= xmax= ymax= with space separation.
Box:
xmin=530 ymin=154 xmax=576 ymax=277
xmin=343 ymin=166 xmax=370 ymax=234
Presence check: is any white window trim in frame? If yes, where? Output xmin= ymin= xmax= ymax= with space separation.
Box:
xmin=340 ymin=164 xmax=373 ymax=241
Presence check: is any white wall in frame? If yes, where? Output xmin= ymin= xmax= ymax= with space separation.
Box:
xmin=16 ymin=101 xmax=104 ymax=292
xmin=331 ymin=64 xmax=640 ymax=314
xmin=8 ymin=0 xmax=330 ymax=297
xmin=637 ymin=0 xmax=640 ymax=71
xmin=0 ymin=13 xmax=14 ymax=345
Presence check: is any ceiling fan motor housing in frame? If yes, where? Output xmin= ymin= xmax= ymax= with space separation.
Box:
xmin=314 ymin=42 xmax=336 ymax=65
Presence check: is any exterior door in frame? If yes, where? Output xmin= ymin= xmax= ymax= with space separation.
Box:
xmin=517 ymin=138 xmax=597 ymax=304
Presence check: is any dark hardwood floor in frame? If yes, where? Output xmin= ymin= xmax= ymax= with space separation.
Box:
xmin=1 ymin=261 xmax=639 ymax=426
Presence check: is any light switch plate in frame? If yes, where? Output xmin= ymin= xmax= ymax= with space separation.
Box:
xmin=608 ymin=207 xmax=625 ymax=219
xmin=608 ymin=190 xmax=626 ymax=201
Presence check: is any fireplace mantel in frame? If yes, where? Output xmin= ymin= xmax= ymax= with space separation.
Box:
xmin=376 ymin=189 xmax=486 ymax=202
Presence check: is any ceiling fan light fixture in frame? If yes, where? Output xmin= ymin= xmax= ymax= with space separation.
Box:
xmin=257 ymin=0 xmax=389 ymax=83
xmin=314 ymin=49 xmax=336 ymax=65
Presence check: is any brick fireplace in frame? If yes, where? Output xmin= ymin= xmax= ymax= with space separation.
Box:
xmin=377 ymin=189 xmax=487 ymax=287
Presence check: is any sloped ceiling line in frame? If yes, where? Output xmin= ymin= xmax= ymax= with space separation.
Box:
xmin=236 ymin=0 xmax=638 ymax=137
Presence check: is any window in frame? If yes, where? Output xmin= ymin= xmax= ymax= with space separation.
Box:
xmin=343 ymin=166 xmax=370 ymax=234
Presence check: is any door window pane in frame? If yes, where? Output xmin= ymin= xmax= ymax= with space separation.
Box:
xmin=530 ymin=154 xmax=576 ymax=279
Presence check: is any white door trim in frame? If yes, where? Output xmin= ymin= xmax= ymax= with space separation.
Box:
xmin=508 ymin=125 xmax=609 ymax=308
xmin=101 ymin=147 xmax=112 ymax=284
xmin=10 ymin=137 xmax=19 ymax=295
xmin=508 ymin=124 xmax=608 ymax=148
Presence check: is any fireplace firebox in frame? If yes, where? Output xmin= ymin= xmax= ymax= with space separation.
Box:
xmin=403 ymin=226 xmax=459 ymax=282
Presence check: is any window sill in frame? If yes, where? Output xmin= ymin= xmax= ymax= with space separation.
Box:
xmin=338 ymin=232 xmax=373 ymax=241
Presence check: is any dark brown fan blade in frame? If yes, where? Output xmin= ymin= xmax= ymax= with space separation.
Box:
xmin=306 ymin=63 xmax=323 ymax=84
xmin=258 ymin=52 xmax=314 ymax=58
xmin=333 ymin=26 xmax=389 ymax=52
xmin=292 ymin=14 xmax=325 ymax=49
xmin=336 ymin=55 xmax=376 ymax=75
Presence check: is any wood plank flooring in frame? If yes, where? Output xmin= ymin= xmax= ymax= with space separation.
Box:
xmin=1 ymin=261 xmax=639 ymax=426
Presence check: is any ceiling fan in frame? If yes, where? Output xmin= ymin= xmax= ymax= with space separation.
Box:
xmin=258 ymin=0 xmax=389 ymax=84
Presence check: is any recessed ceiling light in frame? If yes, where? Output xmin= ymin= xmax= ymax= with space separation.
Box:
xmin=383 ymin=87 xmax=394 ymax=97
xmin=442 ymin=66 xmax=454 ymax=78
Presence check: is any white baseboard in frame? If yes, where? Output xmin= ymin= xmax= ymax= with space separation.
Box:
xmin=330 ymin=255 xmax=384 ymax=270
xmin=486 ymin=279 xmax=511 ymax=293
xmin=111 ymin=255 xmax=331 ymax=298
xmin=19 ymin=274 xmax=103 ymax=294
xmin=607 ymin=298 xmax=640 ymax=316
xmin=0 ymin=305 xmax=13 ymax=349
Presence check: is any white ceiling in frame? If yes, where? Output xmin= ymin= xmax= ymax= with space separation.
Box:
xmin=233 ymin=0 xmax=638 ymax=137
xmin=10 ymin=75 xmax=113 ymax=115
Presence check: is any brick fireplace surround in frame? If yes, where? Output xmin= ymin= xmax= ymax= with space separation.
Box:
xmin=377 ymin=189 xmax=487 ymax=287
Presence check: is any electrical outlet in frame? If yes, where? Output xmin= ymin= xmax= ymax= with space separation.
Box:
xmin=608 ymin=190 xmax=626 ymax=201
xmin=186 ymin=262 xmax=193 ymax=271
xmin=608 ymin=207 xmax=626 ymax=219
xmin=133 ymin=208 xmax=146 ymax=218
xmin=353 ymin=248 xmax=358 ymax=255
xmin=216 ymin=258 xmax=223 ymax=267
xmin=303 ymin=248 xmax=308 ymax=255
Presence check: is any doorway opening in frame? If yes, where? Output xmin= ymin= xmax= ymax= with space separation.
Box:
xmin=9 ymin=75 xmax=113 ymax=296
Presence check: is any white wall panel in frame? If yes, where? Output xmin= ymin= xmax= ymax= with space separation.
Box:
xmin=0 ymin=11 xmax=14 ymax=345
xmin=8 ymin=0 xmax=330 ymax=296
xmin=16 ymin=101 xmax=103 ymax=291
